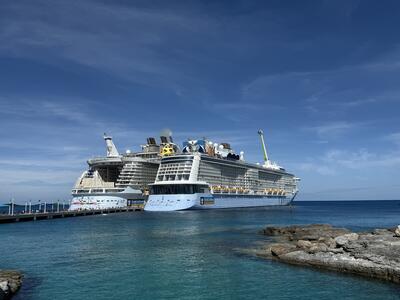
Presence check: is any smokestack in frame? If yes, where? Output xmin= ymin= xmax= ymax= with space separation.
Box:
xmin=147 ymin=137 xmax=156 ymax=145
xmin=160 ymin=128 xmax=173 ymax=143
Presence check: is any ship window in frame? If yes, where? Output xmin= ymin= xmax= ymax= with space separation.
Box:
xmin=77 ymin=189 xmax=89 ymax=193
xmin=151 ymin=184 xmax=209 ymax=195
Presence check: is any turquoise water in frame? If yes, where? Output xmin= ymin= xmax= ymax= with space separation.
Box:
xmin=1 ymin=201 xmax=400 ymax=299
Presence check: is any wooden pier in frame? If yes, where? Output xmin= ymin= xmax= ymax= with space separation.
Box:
xmin=0 ymin=206 xmax=143 ymax=224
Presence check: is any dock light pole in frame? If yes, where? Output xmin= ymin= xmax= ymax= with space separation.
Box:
xmin=11 ymin=198 xmax=14 ymax=216
xmin=38 ymin=200 xmax=41 ymax=213
xmin=57 ymin=200 xmax=60 ymax=213
xmin=8 ymin=200 xmax=11 ymax=215
xmin=25 ymin=202 xmax=27 ymax=214
xmin=44 ymin=202 xmax=47 ymax=213
xmin=29 ymin=200 xmax=32 ymax=214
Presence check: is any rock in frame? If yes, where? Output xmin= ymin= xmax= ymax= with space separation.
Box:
xmin=0 ymin=281 xmax=8 ymax=295
xmin=318 ymin=237 xmax=336 ymax=248
xmin=297 ymin=240 xmax=313 ymax=249
xmin=0 ymin=270 xmax=23 ymax=299
xmin=328 ymin=248 xmax=344 ymax=254
xmin=256 ymin=224 xmax=400 ymax=284
xmin=372 ymin=228 xmax=392 ymax=235
xmin=270 ymin=244 xmax=295 ymax=257
xmin=263 ymin=226 xmax=289 ymax=236
xmin=0 ymin=288 xmax=6 ymax=300
xmin=308 ymin=243 xmax=328 ymax=254
xmin=334 ymin=233 xmax=359 ymax=247
xmin=300 ymin=235 xmax=319 ymax=241
xmin=394 ymin=225 xmax=400 ymax=237
xmin=262 ymin=227 xmax=279 ymax=236
xmin=263 ymin=224 xmax=349 ymax=241
xmin=7 ymin=280 xmax=20 ymax=295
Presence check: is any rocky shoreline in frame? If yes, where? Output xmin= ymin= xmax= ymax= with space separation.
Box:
xmin=256 ymin=224 xmax=400 ymax=283
xmin=0 ymin=271 xmax=23 ymax=300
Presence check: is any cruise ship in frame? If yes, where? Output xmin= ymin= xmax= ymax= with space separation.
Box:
xmin=144 ymin=130 xmax=299 ymax=211
xmin=69 ymin=133 xmax=178 ymax=211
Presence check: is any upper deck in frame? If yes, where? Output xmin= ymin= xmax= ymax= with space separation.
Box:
xmin=156 ymin=153 xmax=294 ymax=181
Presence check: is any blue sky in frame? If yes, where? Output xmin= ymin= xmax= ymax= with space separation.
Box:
xmin=1 ymin=0 xmax=400 ymax=202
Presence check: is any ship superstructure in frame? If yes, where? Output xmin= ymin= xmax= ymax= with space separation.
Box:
xmin=144 ymin=130 xmax=299 ymax=211
xmin=69 ymin=133 xmax=178 ymax=211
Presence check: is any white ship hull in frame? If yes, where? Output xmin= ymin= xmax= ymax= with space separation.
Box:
xmin=69 ymin=187 xmax=142 ymax=211
xmin=144 ymin=193 xmax=296 ymax=212
xmin=69 ymin=195 xmax=127 ymax=211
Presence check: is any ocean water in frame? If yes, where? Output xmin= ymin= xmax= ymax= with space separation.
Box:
xmin=1 ymin=201 xmax=400 ymax=300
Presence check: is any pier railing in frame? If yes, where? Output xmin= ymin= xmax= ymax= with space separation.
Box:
xmin=0 ymin=200 xmax=70 ymax=216
xmin=0 ymin=202 xmax=143 ymax=224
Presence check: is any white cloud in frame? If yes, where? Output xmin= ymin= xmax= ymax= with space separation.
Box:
xmin=0 ymin=97 xmax=92 ymax=124
xmin=205 ymin=102 xmax=260 ymax=111
xmin=339 ymin=97 xmax=377 ymax=107
xmin=304 ymin=121 xmax=357 ymax=139
xmin=297 ymin=162 xmax=336 ymax=175
xmin=296 ymin=148 xmax=400 ymax=177
xmin=385 ymin=132 xmax=400 ymax=146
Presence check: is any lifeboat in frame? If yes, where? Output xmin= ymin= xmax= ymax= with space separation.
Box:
xmin=267 ymin=189 xmax=273 ymax=195
xmin=273 ymin=189 xmax=278 ymax=195
xmin=229 ymin=187 xmax=237 ymax=193
xmin=223 ymin=186 xmax=230 ymax=193
xmin=213 ymin=186 xmax=221 ymax=193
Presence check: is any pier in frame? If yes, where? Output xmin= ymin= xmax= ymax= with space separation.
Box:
xmin=0 ymin=206 xmax=143 ymax=224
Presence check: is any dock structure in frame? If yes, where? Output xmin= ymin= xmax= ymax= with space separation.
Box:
xmin=0 ymin=206 xmax=143 ymax=224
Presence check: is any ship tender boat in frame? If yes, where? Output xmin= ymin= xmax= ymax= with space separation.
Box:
xmin=69 ymin=133 xmax=177 ymax=211
xmin=144 ymin=130 xmax=299 ymax=211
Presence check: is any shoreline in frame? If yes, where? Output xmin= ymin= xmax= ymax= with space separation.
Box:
xmin=255 ymin=224 xmax=400 ymax=283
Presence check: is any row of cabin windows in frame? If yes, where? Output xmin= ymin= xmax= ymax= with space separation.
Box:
xmin=151 ymin=184 xmax=210 ymax=195
xmin=95 ymin=199 xmax=122 ymax=203
xmin=158 ymin=174 xmax=190 ymax=181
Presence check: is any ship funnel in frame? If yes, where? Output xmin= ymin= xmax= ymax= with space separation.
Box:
xmin=147 ymin=137 xmax=157 ymax=145
xmin=160 ymin=128 xmax=173 ymax=144
xmin=103 ymin=133 xmax=119 ymax=157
